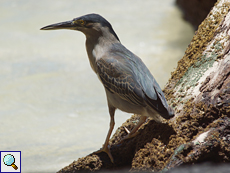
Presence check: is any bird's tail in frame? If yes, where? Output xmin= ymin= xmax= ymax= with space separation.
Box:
xmin=164 ymin=106 xmax=174 ymax=119
xmin=144 ymin=91 xmax=175 ymax=120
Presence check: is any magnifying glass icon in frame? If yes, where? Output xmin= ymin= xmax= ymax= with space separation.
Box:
xmin=3 ymin=154 xmax=18 ymax=170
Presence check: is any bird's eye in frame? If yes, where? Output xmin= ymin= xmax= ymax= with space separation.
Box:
xmin=78 ymin=20 xmax=85 ymax=25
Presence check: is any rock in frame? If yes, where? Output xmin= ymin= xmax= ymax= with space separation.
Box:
xmin=58 ymin=0 xmax=230 ymax=172
xmin=167 ymin=162 xmax=230 ymax=173
xmin=176 ymin=0 xmax=217 ymax=29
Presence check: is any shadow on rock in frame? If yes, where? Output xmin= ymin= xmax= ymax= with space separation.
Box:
xmin=96 ymin=118 xmax=176 ymax=168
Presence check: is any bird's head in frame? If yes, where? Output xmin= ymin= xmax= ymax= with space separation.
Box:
xmin=40 ymin=13 xmax=119 ymax=41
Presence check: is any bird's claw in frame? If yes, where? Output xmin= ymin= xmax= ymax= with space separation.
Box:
xmin=93 ymin=145 xmax=114 ymax=163
xmin=118 ymin=131 xmax=140 ymax=144
xmin=126 ymin=131 xmax=140 ymax=139
xmin=124 ymin=126 xmax=130 ymax=134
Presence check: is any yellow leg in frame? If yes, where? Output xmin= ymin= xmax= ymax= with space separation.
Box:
xmin=93 ymin=107 xmax=115 ymax=163
xmin=121 ymin=115 xmax=147 ymax=141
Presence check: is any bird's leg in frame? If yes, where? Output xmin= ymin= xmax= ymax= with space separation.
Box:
xmin=93 ymin=107 xmax=115 ymax=163
xmin=121 ymin=115 xmax=147 ymax=142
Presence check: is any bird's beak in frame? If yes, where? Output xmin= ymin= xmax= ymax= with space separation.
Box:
xmin=40 ymin=20 xmax=75 ymax=30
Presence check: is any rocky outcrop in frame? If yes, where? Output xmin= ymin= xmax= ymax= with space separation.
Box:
xmin=176 ymin=0 xmax=217 ymax=29
xmin=58 ymin=0 xmax=230 ymax=172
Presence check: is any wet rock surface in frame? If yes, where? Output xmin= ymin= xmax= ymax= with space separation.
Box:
xmin=58 ymin=0 xmax=230 ymax=172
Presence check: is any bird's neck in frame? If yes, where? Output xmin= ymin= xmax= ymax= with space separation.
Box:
xmin=85 ymin=33 xmax=120 ymax=73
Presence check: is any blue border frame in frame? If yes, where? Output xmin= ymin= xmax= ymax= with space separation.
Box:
xmin=0 ymin=151 xmax=21 ymax=173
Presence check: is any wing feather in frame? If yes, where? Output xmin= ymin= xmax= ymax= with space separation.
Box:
xmin=96 ymin=43 xmax=173 ymax=118
xmin=96 ymin=57 xmax=146 ymax=107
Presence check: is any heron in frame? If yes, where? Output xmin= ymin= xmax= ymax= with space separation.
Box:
xmin=41 ymin=13 xmax=174 ymax=163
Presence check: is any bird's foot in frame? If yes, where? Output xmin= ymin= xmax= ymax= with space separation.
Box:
xmin=118 ymin=130 xmax=140 ymax=144
xmin=93 ymin=145 xmax=114 ymax=163
xmin=118 ymin=116 xmax=147 ymax=144
xmin=125 ymin=131 xmax=140 ymax=139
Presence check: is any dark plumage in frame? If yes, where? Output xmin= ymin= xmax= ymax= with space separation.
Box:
xmin=73 ymin=14 xmax=120 ymax=41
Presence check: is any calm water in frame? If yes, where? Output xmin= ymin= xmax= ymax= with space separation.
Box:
xmin=0 ymin=0 xmax=193 ymax=172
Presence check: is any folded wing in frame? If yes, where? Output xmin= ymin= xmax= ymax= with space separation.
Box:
xmin=96 ymin=44 xmax=173 ymax=118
